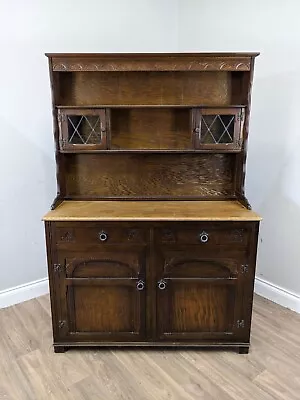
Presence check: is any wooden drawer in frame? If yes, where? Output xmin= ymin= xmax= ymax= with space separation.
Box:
xmin=154 ymin=223 xmax=251 ymax=248
xmin=54 ymin=222 xmax=147 ymax=246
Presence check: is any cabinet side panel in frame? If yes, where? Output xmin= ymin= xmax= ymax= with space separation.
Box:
xmin=242 ymin=221 xmax=260 ymax=342
xmin=44 ymin=222 xmax=59 ymax=344
xmin=64 ymin=154 xmax=235 ymax=199
xmin=233 ymin=60 xmax=256 ymax=203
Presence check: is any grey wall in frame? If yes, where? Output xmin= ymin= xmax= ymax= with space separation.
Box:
xmin=178 ymin=0 xmax=300 ymax=297
xmin=0 ymin=0 xmax=178 ymax=291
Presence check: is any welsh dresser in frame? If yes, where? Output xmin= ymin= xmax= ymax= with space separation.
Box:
xmin=43 ymin=53 xmax=261 ymax=353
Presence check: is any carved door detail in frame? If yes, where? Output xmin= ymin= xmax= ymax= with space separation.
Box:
xmin=155 ymin=248 xmax=244 ymax=340
xmin=55 ymin=249 xmax=146 ymax=341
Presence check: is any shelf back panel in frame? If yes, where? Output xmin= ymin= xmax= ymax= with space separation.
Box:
xmin=64 ymin=154 xmax=235 ymax=199
xmin=57 ymin=71 xmax=231 ymax=106
xmin=110 ymin=108 xmax=192 ymax=150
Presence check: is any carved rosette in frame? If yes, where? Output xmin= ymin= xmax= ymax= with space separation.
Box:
xmin=59 ymin=230 xmax=75 ymax=242
xmin=127 ymin=229 xmax=138 ymax=241
xmin=161 ymin=229 xmax=176 ymax=243
xmin=230 ymin=229 xmax=244 ymax=243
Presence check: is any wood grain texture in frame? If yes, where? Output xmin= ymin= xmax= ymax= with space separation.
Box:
xmin=170 ymin=283 xmax=233 ymax=332
xmin=72 ymin=285 xmax=136 ymax=332
xmin=110 ymin=108 xmax=192 ymax=149
xmin=64 ymin=153 xmax=235 ymax=199
xmin=1 ymin=294 xmax=299 ymax=400
xmin=43 ymin=200 xmax=261 ymax=221
xmin=58 ymin=71 xmax=231 ymax=106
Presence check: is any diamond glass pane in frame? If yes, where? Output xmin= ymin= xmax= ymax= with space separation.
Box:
xmin=67 ymin=115 xmax=102 ymax=145
xmin=200 ymin=114 xmax=235 ymax=144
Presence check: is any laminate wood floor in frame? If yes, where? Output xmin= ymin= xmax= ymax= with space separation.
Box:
xmin=0 ymin=294 xmax=299 ymax=400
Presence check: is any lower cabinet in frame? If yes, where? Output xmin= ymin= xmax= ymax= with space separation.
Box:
xmin=155 ymin=248 xmax=244 ymax=341
xmin=45 ymin=221 xmax=259 ymax=352
xmin=54 ymin=248 xmax=146 ymax=342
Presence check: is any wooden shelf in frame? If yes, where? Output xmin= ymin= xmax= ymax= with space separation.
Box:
xmin=43 ymin=200 xmax=261 ymax=222
xmin=56 ymin=104 xmax=247 ymax=109
xmin=60 ymin=149 xmax=242 ymax=154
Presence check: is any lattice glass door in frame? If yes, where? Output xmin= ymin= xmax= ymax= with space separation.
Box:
xmin=193 ymin=107 xmax=244 ymax=151
xmin=58 ymin=108 xmax=107 ymax=150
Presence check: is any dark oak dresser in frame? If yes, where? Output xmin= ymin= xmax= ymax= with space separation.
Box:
xmin=43 ymin=52 xmax=261 ymax=354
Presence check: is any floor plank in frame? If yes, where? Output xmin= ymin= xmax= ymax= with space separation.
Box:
xmin=0 ymin=294 xmax=300 ymax=400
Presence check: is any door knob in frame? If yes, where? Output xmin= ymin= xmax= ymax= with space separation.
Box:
xmin=98 ymin=231 xmax=108 ymax=242
xmin=136 ymin=280 xmax=145 ymax=291
xmin=199 ymin=231 xmax=209 ymax=243
xmin=158 ymin=279 xmax=167 ymax=290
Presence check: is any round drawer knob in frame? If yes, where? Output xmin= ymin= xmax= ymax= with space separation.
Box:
xmin=99 ymin=231 xmax=108 ymax=242
xmin=158 ymin=279 xmax=167 ymax=290
xmin=199 ymin=231 xmax=209 ymax=243
xmin=136 ymin=280 xmax=145 ymax=291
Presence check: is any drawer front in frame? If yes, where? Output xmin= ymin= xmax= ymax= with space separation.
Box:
xmin=54 ymin=223 xmax=147 ymax=247
xmin=154 ymin=223 xmax=250 ymax=248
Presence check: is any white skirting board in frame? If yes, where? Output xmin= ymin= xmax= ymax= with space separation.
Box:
xmin=0 ymin=278 xmax=49 ymax=309
xmin=0 ymin=276 xmax=300 ymax=313
xmin=254 ymin=277 xmax=300 ymax=314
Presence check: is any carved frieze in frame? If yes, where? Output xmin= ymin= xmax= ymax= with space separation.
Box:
xmin=52 ymin=57 xmax=251 ymax=72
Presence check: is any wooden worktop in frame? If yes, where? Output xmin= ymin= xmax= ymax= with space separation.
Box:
xmin=43 ymin=200 xmax=261 ymax=222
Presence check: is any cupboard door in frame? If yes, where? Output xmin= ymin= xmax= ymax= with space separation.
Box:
xmin=192 ymin=107 xmax=244 ymax=151
xmin=155 ymin=248 xmax=244 ymax=341
xmin=58 ymin=108 xmax=107 ymax=151
xmin=55 ymin=249 xmax=146 ymax=342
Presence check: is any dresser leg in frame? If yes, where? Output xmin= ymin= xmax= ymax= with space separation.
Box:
xmin=238 ymin=346 xmax=249 ymax=354
xmin=54 ymin=346 xmax=67 ymax=353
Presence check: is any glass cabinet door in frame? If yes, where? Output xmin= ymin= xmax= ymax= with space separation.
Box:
xmin=58 ymin=108 xmax=107 ymax=151
xmin=193 ymin=107 xmax=245 ymax=151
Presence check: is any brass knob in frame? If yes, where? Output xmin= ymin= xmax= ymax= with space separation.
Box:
xmin=136 ymin=280 xmax=145 ymax=291
xmin=99 ymin=231 xmax=108 ymax=242
xmin=158 ymin=279 xmax=167 ymax=290
xmin=199 ymin=231 xmax=209 ymax=243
